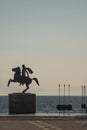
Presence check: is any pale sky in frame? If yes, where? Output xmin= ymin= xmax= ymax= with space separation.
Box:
xmin=0 ymin=0 xmax=87 ymax=95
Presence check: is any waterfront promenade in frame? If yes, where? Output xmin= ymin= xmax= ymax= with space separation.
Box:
xmin=0 ymin=114 xmax=87 ymax=130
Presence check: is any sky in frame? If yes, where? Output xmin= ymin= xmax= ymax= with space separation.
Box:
xmin=0 ymin=0 xmax=87 ymax=95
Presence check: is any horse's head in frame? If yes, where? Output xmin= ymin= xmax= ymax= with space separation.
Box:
xmin=12 ymin=67 xmax=20 ymax=74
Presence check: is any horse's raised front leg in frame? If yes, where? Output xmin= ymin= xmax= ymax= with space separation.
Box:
xmin=22 ymin=85 xmax=29 ymax=93
xmin=7 ymin=79 xmax=14 ymax=86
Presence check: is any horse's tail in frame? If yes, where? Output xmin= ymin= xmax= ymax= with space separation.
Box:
xmin=32 ymin=78 xmax=40 ymax=86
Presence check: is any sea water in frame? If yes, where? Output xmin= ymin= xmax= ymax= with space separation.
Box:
xmin=0 ymin=96 xmax=86 ymax=114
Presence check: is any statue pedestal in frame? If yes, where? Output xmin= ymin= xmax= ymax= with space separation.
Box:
xmin=9 ymin=93 xmax=36 ymax=114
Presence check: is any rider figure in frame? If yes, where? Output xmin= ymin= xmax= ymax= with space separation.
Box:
xmin=20 ymin=64 xmax=33 ymax=85
xmin=22 ymin=64 xmax=29 ymax=78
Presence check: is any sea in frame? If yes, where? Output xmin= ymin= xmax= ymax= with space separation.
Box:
xmin=0 ymin=96 xmax=87 ymax=114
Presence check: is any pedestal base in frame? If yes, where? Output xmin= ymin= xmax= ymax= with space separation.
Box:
xmin=9 ymin=93 xmax=36 ymax=114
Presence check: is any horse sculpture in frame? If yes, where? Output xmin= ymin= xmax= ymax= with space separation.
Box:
xmin=7 ymin=67 xmax=40 ymax=93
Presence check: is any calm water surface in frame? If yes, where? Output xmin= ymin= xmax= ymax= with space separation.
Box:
xmin=0 ymin=96 xmax=86 ymax=114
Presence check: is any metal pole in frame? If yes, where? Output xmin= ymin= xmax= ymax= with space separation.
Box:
xmin=64 ymin=84 xmax=65 ymax=114
xmin=68 ymin=84 xmax=70 ymax=104
xmin=64 ymin=84 xmax=65 ymax=104
xmin=68 ymin=84 xmax=70 ymax=115
xmin=59 ymin=84 xmax=60 ymax=104
xmin=82 ymin=86 xmax=83 ymax=113
xmin=59 ymin=84 xmax=60 ymax=115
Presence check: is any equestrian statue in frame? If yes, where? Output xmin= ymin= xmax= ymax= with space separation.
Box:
xmin=7 ymin=65 xmax=40 ymax=93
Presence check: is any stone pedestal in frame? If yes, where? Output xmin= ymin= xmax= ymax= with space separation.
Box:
xmin=9 ymin=93 xmax=36 ymax=114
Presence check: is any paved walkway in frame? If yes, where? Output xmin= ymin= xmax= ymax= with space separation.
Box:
xmin=0 ymin=118 xmax=87 ymax=130
xmin=0 ymin=114 xmax=87 ymax=130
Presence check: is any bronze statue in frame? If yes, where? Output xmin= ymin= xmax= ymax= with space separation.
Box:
xmin=21 ymin=64 xmax=33 ymax=78
xmin=7 ymin=65 xmax=40 ymax=93
xmin=20 ymin=64 xmax=33 ymax=86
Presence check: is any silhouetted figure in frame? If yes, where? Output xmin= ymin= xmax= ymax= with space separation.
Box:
xmin=7 ymin=66 xmax=39 ymax=93
xmin=20 ymin=64 xmax=33 ymax=85
xmin=22 ymin=64 xmax=28 ymax=77
xmin=21 ymin=64 xmax=33 ymax=77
